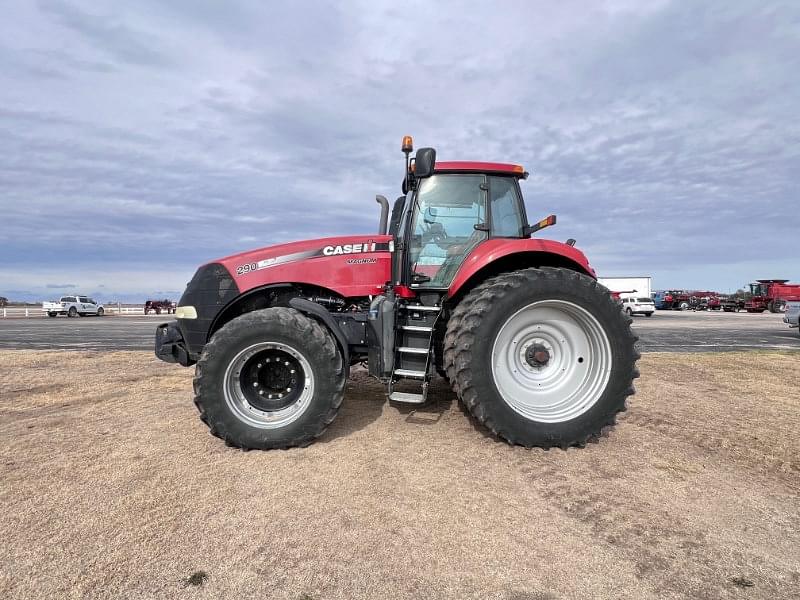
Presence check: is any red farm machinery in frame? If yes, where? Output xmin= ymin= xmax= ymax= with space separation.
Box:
xmin=744 ymin=280 xmax=800 ymax=313
xmin=155 ymin=138 xmax=639 ymax=450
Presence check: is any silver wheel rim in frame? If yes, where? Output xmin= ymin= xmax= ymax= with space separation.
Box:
xmin=223 ymin=342 xmax=314 ymax=429
xmin=491 ymin=300 xmax=612 ymax=423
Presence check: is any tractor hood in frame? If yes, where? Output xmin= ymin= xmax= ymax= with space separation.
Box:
xmin=212 ymin=234 xmax=395 ymax=297
xmin=212 ymin=234 xmax=393 ymax=275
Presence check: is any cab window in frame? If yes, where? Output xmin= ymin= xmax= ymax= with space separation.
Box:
xmin=489 ymin=176 xmax=524 ymax=237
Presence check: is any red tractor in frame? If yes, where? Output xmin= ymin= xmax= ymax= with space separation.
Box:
xmin=145 ymin=299 xmax=176 ymax=315
xmin=745 ymin=280 xmax=800 ymax=313
xmin=155 ymin=138 xmax=639 ymax=450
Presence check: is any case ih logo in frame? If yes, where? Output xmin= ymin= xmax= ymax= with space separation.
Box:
xmin=322 ymin=243 xmax=376 ymax=256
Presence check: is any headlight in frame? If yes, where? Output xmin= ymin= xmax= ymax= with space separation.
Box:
xmin=175 ymin=306 xmax=197 ymax=319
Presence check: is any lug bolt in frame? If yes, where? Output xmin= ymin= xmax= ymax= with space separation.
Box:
xmin=252 ymin=382 xmax=258 ymax=387
xmin=290 ymin=369 xmax=296 ymax=374
xmin=286 ymin=387 xmax=292 ymax=392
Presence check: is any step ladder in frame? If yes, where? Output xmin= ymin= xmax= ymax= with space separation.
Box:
xmin=388 ymin=303 xmax=442 ymax=404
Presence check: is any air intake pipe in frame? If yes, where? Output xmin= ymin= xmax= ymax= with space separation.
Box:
xmin=376 ymin=195 xmax=389 ymax=235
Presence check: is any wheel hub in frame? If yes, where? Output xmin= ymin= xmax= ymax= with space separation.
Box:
xmin=525 ymin=342 xmax=551 ymax=368
xmin=223 ymin=342 xmax=314 ymax=429
xmin=241 ymin=350 xmax=303 ymax=412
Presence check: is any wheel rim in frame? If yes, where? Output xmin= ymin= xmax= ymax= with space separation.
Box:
xmin=223 ymin=342 xmax=314 ymax=429
xmin=491 ymin=300 xmax=613 ymax=423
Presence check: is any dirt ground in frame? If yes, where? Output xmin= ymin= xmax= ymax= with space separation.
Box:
xmin=1 ymin=351 xmax=799 ymax=600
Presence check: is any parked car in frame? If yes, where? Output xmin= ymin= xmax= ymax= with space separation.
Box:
xmin=145 ymin=299 xmax=176 ymax=315
xmin=784 ymin=301 xmax=800 ymax=337
xmin=42 ymin=296 xmax=105 ymax=317
xmin=621 ymin=296 xmax=655 ymax=317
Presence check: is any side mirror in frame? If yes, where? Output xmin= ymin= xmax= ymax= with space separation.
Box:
xmin=414 ymin=147 xmax=436 ymax=178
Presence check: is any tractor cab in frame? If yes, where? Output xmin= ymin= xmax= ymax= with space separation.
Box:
xmin=384 ymin=137 xmax=549 ymax=291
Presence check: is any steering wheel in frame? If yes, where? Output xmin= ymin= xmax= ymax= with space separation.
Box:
xmin=421 ymin=222 xmax=448 ymax=248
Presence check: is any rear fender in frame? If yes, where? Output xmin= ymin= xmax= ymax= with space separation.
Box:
xmin=448 ymin=239 xmax=595 ymax=300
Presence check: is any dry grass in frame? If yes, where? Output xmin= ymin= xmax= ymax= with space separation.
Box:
xmin=1 ymin=350 xmax=799 ymax=600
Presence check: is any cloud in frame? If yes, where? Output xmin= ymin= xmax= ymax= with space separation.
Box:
xmin=45 ymin=283 xmax=77 ymax=288
xmin=0 ymin=0 xmax=798 ymax=296
xmin=36 ymin=0 xmax=169 ymax=67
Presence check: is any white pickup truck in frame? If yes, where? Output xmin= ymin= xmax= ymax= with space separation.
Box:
xmin=42 ymin=295 xmax=105 ymax=318
xmin=784 ymin=301 xmax=799 ymax=337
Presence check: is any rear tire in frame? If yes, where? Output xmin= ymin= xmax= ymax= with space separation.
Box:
xmin=645 ymin=312 xmax=652 ymax=317
xmin=444 ymin=267 xmax=639 ymax=448
xmin=68 ymin=306 xmax=77 ymax=318
xmin=193 ymin=307 xmax=345 ymax=450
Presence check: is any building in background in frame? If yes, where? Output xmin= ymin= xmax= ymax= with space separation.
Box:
xmin=597 ymin=276 xmax=652 ymax=300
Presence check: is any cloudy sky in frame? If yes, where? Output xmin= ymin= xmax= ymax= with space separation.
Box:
xmin=1 ymin=0 xmax=798 ymax=302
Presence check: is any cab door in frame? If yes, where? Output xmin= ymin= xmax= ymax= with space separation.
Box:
xmin=405 ymin=174 xmax=487 ymax=288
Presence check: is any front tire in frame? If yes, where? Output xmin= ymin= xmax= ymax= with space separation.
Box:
xmin=444 ymin=268 xmax=639 ymax=448
xmin=97 ymin=307 xmax=104 ymax=317
xmin=193 ymin=307 xmax=346 ymax=450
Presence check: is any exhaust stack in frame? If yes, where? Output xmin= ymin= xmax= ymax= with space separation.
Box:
xmin=376 ymin=195 xmax=389 ymax=235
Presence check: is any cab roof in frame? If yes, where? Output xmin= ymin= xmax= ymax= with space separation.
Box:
xmin=433 ymin=161 xmax=527 ymax=177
